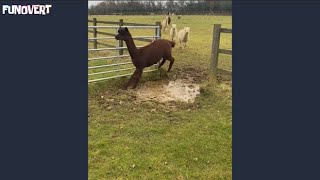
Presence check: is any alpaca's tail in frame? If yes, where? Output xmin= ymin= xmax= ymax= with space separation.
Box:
xmin=170 ymin=41 xmax=175 ymax=48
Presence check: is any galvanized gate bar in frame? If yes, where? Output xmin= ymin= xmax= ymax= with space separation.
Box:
xmin=88 ymin=67 xmax=135 ymax=76
xmin=88 ymin=62 xmax=132 ymax=69
xmin=88 ymin=68 xmax=158 ymax=83
xmin=88 ymin=46 xmax=143 ymax=51
xmin=88 ymin=25 xmax=159 ymax=29
xmin=88 ymin=55 xmax=130 ymax=61
xmin=88 ymin=36 xmax=160 ymax=40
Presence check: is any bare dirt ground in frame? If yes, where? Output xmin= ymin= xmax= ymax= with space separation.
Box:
xmin=129 ymin=67 xmax=232 ymax=104
xmin=93 ymin=67 xmax=232 ymax=118
xmin=127 ymin=67 xmax=210 ymax=103
xmin=97 ymin=67 xmax=232 ymax=106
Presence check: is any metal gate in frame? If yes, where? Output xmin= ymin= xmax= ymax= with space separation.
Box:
xmin=88 ymin=25 xmax=161 ymax=83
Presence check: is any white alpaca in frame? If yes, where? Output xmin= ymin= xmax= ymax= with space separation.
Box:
xmin=161 ymin=16 xmax=171 ymax=32
xmin=177 ymin=27 xmax=190 ymax=48
xmin=169 ymin=24 xmax=178 ymax=41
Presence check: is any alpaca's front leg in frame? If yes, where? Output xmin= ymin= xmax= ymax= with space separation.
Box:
xmin=124 ymin=69 xmax=139 ymax=90
xmin=132 ymin=68 xmax=143 ymax=89
xmin=123 ymin=76 xmax=133 ymax=90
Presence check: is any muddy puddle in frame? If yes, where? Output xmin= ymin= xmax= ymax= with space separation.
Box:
xmin=129 ymin=78 xmax=200 ymax=103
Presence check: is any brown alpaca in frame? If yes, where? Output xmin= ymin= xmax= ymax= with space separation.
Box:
xmin=115 ymin=27 xmax=175 ymax=89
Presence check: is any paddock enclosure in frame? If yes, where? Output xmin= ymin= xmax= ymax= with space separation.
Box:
xmin=88 ymin=16 xmax=231 ymax=84
xmin=88 ymin=15 xmax=232 ymax=180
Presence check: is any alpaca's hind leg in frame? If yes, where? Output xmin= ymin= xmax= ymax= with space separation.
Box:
xmin=167 ymin=57 xmax=175 ymax=72
xmin=132 ymin=69 xmax=143 ymax=89
xmin=158 ymin=59 xmax=166 ymax=69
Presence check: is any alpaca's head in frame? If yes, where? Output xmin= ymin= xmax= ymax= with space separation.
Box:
xmin=115 ymin=27 xmax=131 ymax=41
xmin=170 ymin=24 xmax=176 ymax=30
xmin=184 ymin=27 xmax=190 ymax=32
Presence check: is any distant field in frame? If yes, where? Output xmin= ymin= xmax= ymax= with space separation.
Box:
xmin=88 ymin=15 xmax=232 ymax=180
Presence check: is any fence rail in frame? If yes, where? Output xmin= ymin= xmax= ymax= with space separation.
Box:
xmin=88 ymin=46 xmax=144 ymax=52
xmin=94 ymin=42 xmax=115 ymax=48
xmin=88 ymin=25 xmax=160 ymax=29
xmin=220 ymin=28 xmax=232 ymax=33
xmin=88 ymin=55 xmax=130 ymax=61
xmin=218 ymin=49 xmax=232 ymax=55
xmin=88 ymin=69 xmax=157 ymax=83
xmin=88 ymin=19 xmax=161 ymax=83
xmin=88 ymin=35 xmax=158 ymax=40
xmin=88 ymin=19 xmax=153 ymax=26
xmin=210 ymin=24 xmax=232 ymax=86
xmin=88 ymin=18 xmax=161 ymax=49
xmin=92 ymin=31 xmax=116 ymax=37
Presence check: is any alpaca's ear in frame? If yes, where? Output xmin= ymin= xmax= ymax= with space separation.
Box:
xmin=124 ymin=27 xmax=128 ymax=32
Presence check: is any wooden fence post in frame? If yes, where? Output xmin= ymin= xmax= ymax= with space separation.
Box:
xmin=119 ymin=19 xmax=124 ymax=55
xmin=210 ymin=24 xmax=221 ymax=86
xmin=93 ymin=18 xmax=97 ymax=49
xmin=155 ymin=21 xmax=161 ymax=39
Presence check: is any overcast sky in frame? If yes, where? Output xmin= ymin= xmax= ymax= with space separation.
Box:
xmin=88 ymin=1 xmax=100 ymax=7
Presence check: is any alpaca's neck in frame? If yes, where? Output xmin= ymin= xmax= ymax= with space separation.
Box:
xmin=183 ymin=32 xmax=189 ymax=41
xmin=124 ymin=35 xmax=138 ymax=59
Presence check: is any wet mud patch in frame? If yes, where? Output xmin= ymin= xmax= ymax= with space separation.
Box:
xmin=128 ymin=78 xmax=200 ymax=103
xmin=120 ymin=67 xmax=209 ymax=104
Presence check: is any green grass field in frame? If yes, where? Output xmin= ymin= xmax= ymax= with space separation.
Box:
xmin=88 ymin=15 xmax=232 ymax=180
